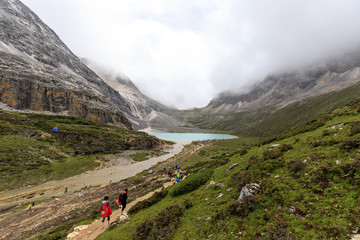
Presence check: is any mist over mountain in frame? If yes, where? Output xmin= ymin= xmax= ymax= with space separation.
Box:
xmin=204 ymin=48 xmax=360 ymax=113
xmin=81 ymin=59 xmax=193 ymax=131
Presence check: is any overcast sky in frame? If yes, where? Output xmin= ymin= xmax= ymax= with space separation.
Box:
xmin=21 ymin=0 xmax=360 ymax=109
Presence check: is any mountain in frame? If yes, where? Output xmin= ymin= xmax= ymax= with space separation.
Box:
xmin=204 ymin=50 xmax=360 ymax=114
xmin=0 ymin=0 xmax=132 ymax=128
xmin=82 ymin=59 xmax=203 ymax=132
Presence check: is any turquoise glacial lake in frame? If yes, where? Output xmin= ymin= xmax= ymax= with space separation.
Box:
xmin=148 ymin=132 xmax=237 ymax=141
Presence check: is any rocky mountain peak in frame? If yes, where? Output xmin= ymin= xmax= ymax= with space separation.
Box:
xmin=0 ymin=0 xmax=133 ymax=128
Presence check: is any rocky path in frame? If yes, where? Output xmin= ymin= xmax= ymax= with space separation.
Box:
xmin=70 ymin=181 xmax=173 ymax=240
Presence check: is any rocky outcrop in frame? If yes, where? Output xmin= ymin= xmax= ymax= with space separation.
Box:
xmin=0 ymin=0 xmax=132 ymax=128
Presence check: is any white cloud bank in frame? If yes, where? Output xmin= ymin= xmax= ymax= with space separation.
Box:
xmin=22 ymin=0 xmax=360 ymax=109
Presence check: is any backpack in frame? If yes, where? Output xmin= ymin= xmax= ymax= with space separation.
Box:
xmin=116 ymin=197 xmax=121 ymax=207
xmin=101 ymin=203 xmax=107 ymax=215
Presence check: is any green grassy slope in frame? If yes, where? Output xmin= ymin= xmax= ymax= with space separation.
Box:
xmin=0 ymin=111 xmax=159 ymax=191
xmin=186 ymin=82 xmax=360 ymax=138
xmin=98 ymin=99 xmax=360 ymax=239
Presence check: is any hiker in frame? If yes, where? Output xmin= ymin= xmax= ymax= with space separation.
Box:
xmin=175 ymin=171 xmax=180 ymax=183
xmin=64 ymin=187 xmax=68 ymax=194
xmin=97 ymin=196 xmax=112 ymax=229
xmin=118 ymin=189 xmax=128 ymax=215
xmin=32 ymin=202 xmax=35 ymax=207
xmin=179 ymin=170 xmax=184 ymax=179
xmin=27 ymin=204 xmax=32 ymax=210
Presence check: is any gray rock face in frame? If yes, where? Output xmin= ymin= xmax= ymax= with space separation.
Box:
xmin=204 ymin=50 xmax=360 ymax=113
xmin=0 ymin=0 xmax=132 ymax=128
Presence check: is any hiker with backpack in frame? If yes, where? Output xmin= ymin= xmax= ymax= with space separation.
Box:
xmin=118 ymin=189 xmax=128 ymax=215
xmin=97 ymin=196 xmax=112 ymax=229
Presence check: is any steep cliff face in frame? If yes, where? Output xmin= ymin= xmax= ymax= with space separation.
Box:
xmin=0 ymin=0 xmax=132 ymax=128
xmin=204 ymin=50 xmax=360 ymax=113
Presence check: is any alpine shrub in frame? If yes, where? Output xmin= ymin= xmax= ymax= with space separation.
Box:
xmin=184 ymin=198 xmax=193 ymax=209
xmin=227 ymin=196 xmax=258 ymax=217
xmin=133 ymin=204 xmax=184 ymax=240
xmin=54 ymin=119 xmax=72 ymax=124
xmin=340 ymin=161 xmax=360 ymax=178
xmin=279 ymin=144 xmax=293 ymax=152
xmin=237 ymin=148 xmax=248 ymax=156
xmin=341 ymin=137 xmax=360 ymax=149
xmin=350 ymin=122 xmax=360 ymax=136
xmin=170 ymin=169 xmax=213 ymax=197
xmin=231 ymin=171 xmax=254 ymax=190
xmin=76 ymin=119 xmax=90 ymax=125
xmin=262 ymin=149 xmax=283 ymax=160
xmin=288 ymin=160 xmax=306 ymax=174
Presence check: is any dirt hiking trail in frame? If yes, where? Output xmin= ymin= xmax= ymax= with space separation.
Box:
xmin=71 ymin=181 xmax=173 ymax=240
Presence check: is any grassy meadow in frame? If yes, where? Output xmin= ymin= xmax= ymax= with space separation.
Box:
xmin=97 ymin=99 xmax=360 ymax=239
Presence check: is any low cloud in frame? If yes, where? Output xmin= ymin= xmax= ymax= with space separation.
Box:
xmin=22 ymin=0 xmax=360 ymax=109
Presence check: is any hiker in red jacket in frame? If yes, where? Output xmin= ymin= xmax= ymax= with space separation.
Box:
xmin=97 ymin=196 xmax=112 ymax=229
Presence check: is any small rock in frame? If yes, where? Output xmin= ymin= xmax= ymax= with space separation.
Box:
xmin=274 ymin=175 xmax=280 ymax=178
xmin=238 ymin=183 xmax=260 ymax=201
xmin=74 ymin=225 xmax=88 ymax=232
xmin=216 ymin=193 xmax=224 ymax=198
xmin=328 ymin=123 xmax=344 ymax=129
xmin=303 ymin=159 xmax=308 ymax=163
xmin=336 ymin=160 xmax=341 ymax=165
xmin=271 ymin=144 xmax=280 ymax=147
xmin=67 ymin=231 xmax=79 ymax=239
xmin=119 ymin=214 xmax=128 ymax=221
xmin=197 ymin=217 xmax=202 ymax=221
xmin=206 ymin=217 xmax=211 ymax=221
xmin=227 ymin=188 xmax=231 ymax=192
xmin=225 ymin=163 xmax=238 ymax=172
xmin=206 ymin=181 xmax=217 ymax=190
xmin=287 ymin=206 xmax=295 ymax=213
xmin=216 ymin=183 xmax=224 ymax=187
xmin=148 ymin=170 xmax=154 ymax=174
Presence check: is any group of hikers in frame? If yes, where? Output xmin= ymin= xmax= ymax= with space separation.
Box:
xmin=97 ymin=188 xmax=128 ymax=229
xmin=166 ymin=165 xmax=184 ymax=183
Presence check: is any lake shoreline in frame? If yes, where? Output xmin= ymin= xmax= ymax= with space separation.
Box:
xmin=141 ymin=128 xmax=237 ymax=141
